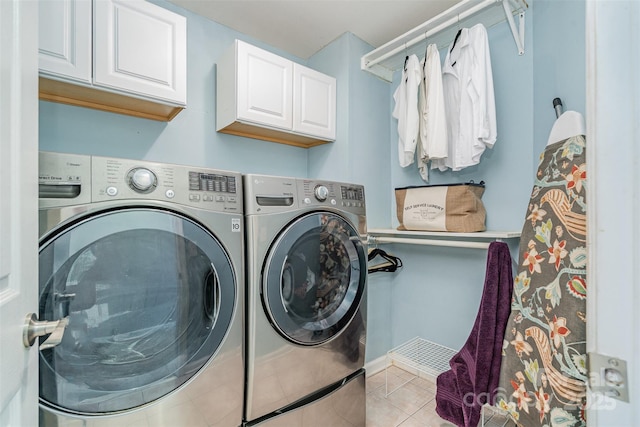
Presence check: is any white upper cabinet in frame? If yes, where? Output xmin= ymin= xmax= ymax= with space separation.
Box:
xmin=217 ymin=39 xmax=336 ymax=148
xmin=38 ymin=0 xmax=92 ymax=83
xmin=93 ymin=0 xmax=186 ymax=104
xmin=235 ymin=41 xmax=293 ymax=131
xmin=293 ymin=63 xmax=336 ymax=141
xmin=38 ymin=0 xmax=187 ymax=121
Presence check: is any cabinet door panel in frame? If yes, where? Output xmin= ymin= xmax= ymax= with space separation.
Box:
xmin=237 ymin=41 xmax=293 ymax=130
xmin=94 ymin=0 xmax=186 ymax=105
xmin=293 ymin=64 xmax=336 ymax=140
xmin=39 ymin=0 xmax=92 ymax=83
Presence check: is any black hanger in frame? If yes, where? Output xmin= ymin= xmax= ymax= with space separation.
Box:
xmin=449 ymin=29 xmax=463 ymax=67
xmin=403 ymin=55 xmax=409 ymax=83
xmin=423 ymin=43 xmax=429 ymax=83
xmin=450 ymin=28 xmax=462 ymax=53
xmin=367 ymin=248 xmax=403 ymax=274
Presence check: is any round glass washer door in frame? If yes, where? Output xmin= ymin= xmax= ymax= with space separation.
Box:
xmin=263 ymin=212 xmax=366 ymax=346
xmin=38 ymin=208 xmax=236 ymax=415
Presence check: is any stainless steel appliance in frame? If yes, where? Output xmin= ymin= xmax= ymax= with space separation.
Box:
xmin=243 ymin=174 xmax=367 ymax=426
xmin=38 ymin=151 xmax=244 ymax=427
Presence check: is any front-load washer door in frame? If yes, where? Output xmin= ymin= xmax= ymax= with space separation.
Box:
xmin=263 ymin=212 xmax=366 ymax=345
xmin=38 ymin=208 xmax=236 ymax=415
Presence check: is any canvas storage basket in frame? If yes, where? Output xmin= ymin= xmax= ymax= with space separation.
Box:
xmin=395 ymin=181 xmax=486 ymax=232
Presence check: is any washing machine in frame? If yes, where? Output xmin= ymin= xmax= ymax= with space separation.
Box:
xmin=243 ymin=174 xmax=367 ymax=426
xmin=38 ymin=151 xmax=244 ymax=427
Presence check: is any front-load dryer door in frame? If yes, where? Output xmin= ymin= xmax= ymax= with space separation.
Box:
xmin=263 ymin=212 xmax=366 ymax=345
xmin=38 ymin=208 xmax=236 ymax=416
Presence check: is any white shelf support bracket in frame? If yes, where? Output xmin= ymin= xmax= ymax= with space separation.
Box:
xmin=502 ymin=0 xmax=525 ymax=55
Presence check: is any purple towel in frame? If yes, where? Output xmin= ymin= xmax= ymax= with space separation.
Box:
xmin=435 ymin=241 xmax=513 ymax=427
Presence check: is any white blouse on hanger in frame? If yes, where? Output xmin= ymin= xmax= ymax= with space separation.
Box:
xmin=432 ymin=23 xmax=497 ymax=172
xmin=417 ymin=43 xmax=448 ymax=181
xmin=393 ymin=54 xmax=421 ymax=167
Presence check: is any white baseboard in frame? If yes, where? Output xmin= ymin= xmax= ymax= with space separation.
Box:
xmin=364 ymin=354 xmax=440 ymax=382
xmin=364 ymin=355 xmax=387 ymax=376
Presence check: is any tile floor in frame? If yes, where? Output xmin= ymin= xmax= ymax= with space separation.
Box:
xmin=366 ymin=366 xmax=517 ymax=427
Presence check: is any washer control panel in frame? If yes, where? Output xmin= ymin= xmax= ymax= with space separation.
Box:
xmin=84 ymin=155 xmax=242 ymax=213
xmin=39 ymin=151 xmax=243 ymax=213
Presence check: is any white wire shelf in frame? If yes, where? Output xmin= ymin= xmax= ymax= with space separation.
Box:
xmin=368 ymin=228 xmax=521 ymax=249
xmin=385 ymin=337 xmax=456 ymax=396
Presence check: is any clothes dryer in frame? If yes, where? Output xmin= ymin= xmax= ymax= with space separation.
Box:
xmin=38 ymin=151 xmax=244 ymax=427
xmin=243 ymin=174 xmax=367 ymax=426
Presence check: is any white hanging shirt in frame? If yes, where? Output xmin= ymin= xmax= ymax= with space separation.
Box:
xmin=417 ymin=43 xmax=448 ymax=181
xmin=432 ymin=24 xmax=497 ymax=172
xmin=392 ymin=54 xmax=421 ymax=167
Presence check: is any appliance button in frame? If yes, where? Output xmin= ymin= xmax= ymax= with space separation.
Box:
xmin=314 ymin=185 xmax=328 ymax=201
xmin=215 ymin=195 xmax=225 ymax=202
xmin=165 ymin=189 xmax=175 ymax=199
xmin=227 ymin=196 xmax=236 ymax=203
xmin=189 ymin=194 xmax=200 ymax=201
xmin=106 ymin=186 xmax=118 ymax=196
xmin=330 ymin=199 xmax=337 ymax=205
xmin=303 ymin=197 xmax=311 ymax=204
xmin=128 ymin=167 xmax=157 ymax=193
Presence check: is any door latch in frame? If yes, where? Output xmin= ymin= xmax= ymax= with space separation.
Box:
xmin=23 ymin=313 xmax=69 ymax=350
xmin=588 ymin=352 xmax=629 ymax=402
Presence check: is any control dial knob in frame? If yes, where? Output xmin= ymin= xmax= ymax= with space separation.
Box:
xmin=128 ymin=167 xmax=157 ymax=193
xmin=314 ymin=185 xmax=329 ymax=201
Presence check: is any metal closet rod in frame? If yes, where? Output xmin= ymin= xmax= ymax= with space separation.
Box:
xmin=369 ymin=236 xmax=493 ymax=249
xmin=364 ymin=0 xmax=526 ymax=70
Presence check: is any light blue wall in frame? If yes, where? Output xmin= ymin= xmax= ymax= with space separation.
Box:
xmin=38 ymin=0 xmax=585 ymax=364
xmin=532 ymin=0 xmax=586 ymax=161
xmin=307 ymin=33 xmax=391 ymax=229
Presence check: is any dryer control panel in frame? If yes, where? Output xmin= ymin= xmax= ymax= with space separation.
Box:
xmin=243 ymin=174 xmax=366 ymax=217
xmin=299 ymin=179 xmax=366 ymax=215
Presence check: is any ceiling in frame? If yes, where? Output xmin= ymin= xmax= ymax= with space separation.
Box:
xmin=169 ymin=0 xmax=460 ymax=59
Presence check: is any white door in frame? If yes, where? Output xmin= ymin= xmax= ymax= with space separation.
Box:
xmin=0 ymin=0 xmax=40 ymax=426
xmin=38 ymin=0 xmax=92 ymax=83
xmin=93 ymin=0 xmax=187 ymax=105
xmin=293 ymin=63 xmax=336 ymax=140
xmin=237 ymin=40 xmax=293 ymax=130
xmin=586 ymin=0 xmax=639 ymax=424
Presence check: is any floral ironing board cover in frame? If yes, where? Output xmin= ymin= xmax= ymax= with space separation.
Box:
xmin=496 ymin=134 xmax=587 ymax=427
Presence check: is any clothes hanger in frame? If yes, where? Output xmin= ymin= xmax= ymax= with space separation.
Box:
xmin=450 ymin=28 xmax=462 ymax=52
xmin=450 ymin=14 xmax=462 ymax=53
xmin=403 ymin=43 xmax=409 ymax=83
xmin=367 ymin=247 xmax=403 ymax=274
xmin=423 ymin=38 xmax=429 ymax=83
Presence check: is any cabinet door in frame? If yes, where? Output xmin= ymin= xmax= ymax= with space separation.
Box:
xmin=236 ymin=41 xmax=293 ymax=130
xmin=38 ymin=0 xmax=92 ymax=83
xmin=93 ymin=0 xmax=186 ymax=105
xmin=293 ymin=64 xmax=336 ymax=140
